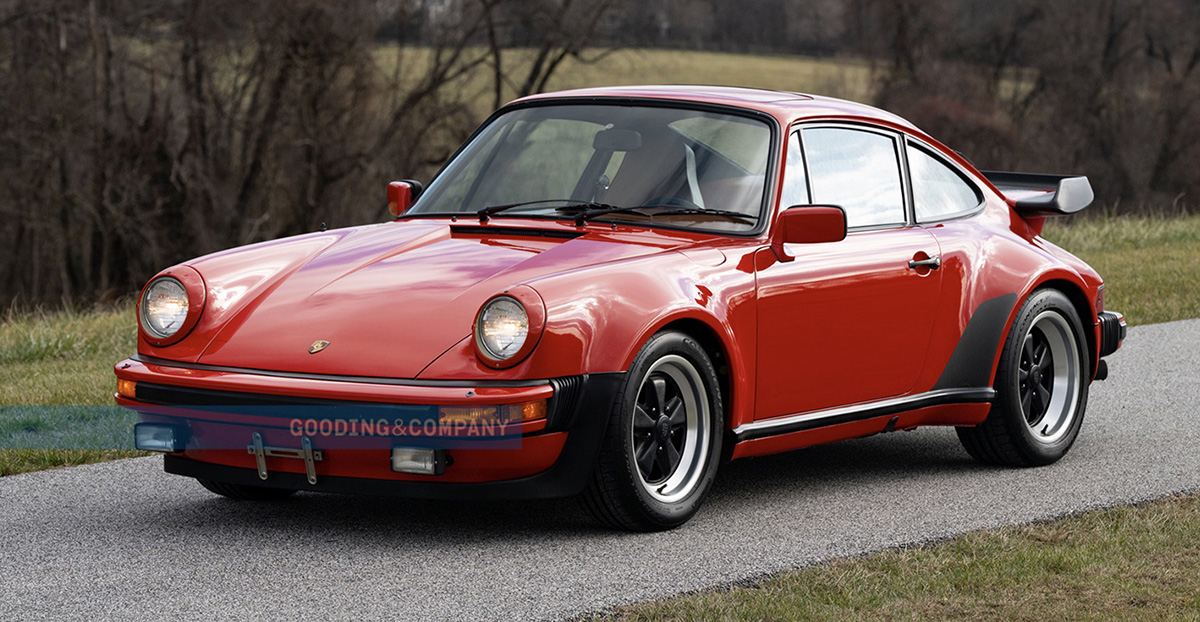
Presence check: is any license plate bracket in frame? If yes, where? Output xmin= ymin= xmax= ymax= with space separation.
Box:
xmin=248 ymin=432 xmax=323 ymax=485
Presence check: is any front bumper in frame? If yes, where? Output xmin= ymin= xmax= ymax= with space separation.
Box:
xmin=115 ymin=356 xmax=621 ymax=499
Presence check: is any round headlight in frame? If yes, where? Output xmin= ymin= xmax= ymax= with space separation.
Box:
xmin=140 ymin=277 xmax=190 ymax=339
xmin=475 ymin=296 xmax=529 ymax=360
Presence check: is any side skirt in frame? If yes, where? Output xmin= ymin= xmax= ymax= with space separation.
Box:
xmin=731 ymin=387 xmax=995 ymax=443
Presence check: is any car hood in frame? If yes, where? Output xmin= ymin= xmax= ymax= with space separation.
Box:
xmin=189 ymin=220 xmax=687 ymax=378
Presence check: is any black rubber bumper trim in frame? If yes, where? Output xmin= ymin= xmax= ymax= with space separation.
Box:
xmin=1098 ymin=311 xmax=1126 ymax=358
xmin=135 ymin=376 xmax=583 ymax=425
xmin=135 ymin=382 xmax=434 ymax=409
xmin=162 ymin=372 xmax=623 ymax=501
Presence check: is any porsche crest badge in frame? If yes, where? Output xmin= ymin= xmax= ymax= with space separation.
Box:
xmin=308 ymin=340 xmax=331 ymax=354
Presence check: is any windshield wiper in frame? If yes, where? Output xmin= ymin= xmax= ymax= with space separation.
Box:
xmin=565 ymin=204 xmax=651 ymax=226
xmin=475 ymin=199 xmax=757 ymax=227
xmin=573 ymin=203 xmax=757 ymax=226
xmin=476 ymin=199 xmax=616 ymax=222
xmin=642 ymin=204 xmax=758 ymax=222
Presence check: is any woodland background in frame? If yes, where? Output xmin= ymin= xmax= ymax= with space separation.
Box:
xmin=2 ymin=0 xmax=1197 ymax=307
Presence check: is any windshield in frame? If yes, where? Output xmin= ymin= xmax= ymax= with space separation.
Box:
xmin=410 ymin=104 xmax=773 ymax=233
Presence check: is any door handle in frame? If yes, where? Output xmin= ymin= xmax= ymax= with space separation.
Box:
xmin=908 ymin=255 xmax=941 ymax=270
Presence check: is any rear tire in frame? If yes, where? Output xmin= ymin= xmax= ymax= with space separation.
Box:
xmin=582 ymin=331 xmax=723 ymax=531
xmin=198 ymin=479 xmax=298 ymax=501
xmin=957 ymin=289 xmax=1089 ymax=466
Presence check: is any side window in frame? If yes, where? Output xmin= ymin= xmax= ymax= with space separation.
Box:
xmin=908 ymin=143 xmax=982 ymax=222
xmin=779 ymin=132 xmax=810 ymax=208
xmin=802 ymin=127 xmax=905 ymax=228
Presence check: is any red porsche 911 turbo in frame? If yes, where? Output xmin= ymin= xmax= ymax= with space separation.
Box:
xmin=116 ymin=85 xmax=1125 ymax=531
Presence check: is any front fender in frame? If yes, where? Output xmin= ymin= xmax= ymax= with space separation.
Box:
xmin=417 ymin=248 xmax=757 ymax=384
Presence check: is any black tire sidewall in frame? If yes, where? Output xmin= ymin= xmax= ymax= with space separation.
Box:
xmin=612 ymin=331 xmax=724 ymax=528
xmin=995 ymin=289 xmax=1090 ymax=464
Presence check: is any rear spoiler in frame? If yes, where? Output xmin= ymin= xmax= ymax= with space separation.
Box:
xmin=981 ymin=171 xmax=1094 ymax=217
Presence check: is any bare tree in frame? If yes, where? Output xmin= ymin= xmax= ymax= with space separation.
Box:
xmin=478 ymin=0 xmax=630 ymax=110
xmin=0 ymin=0 xmax=491 ymax=307
xmin=6 ymin=0 xmax=1200 ymax=307
xmin=850 ymin=0 xmax=1200 ymax=210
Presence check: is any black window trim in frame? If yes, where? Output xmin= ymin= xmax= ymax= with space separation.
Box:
xmin=793 ymin=121 xmax=914 ymax=233
xmin=903 ymin=136 xmax=987 ymax=224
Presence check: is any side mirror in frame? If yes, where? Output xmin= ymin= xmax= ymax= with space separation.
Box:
xmin=387 ymin=180 xmax=424 ymax=217
xmin=770 ymin=205 xmax=847 ymax=262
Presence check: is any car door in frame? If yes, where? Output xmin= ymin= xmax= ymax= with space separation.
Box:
xmin=755 ymin=125 xmax=943 ymax=421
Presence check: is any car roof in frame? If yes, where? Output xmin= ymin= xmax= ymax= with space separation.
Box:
xmin=513 ymin=85 xmax=920 ymax=132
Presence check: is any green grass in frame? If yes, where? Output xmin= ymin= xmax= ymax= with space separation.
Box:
xmin=1043 ymin=215 xmax=1200 ymax=326
xmin=0 ymin=306 xmax=136 ymax=404
xmin=609 ymin=494 xmax=1200 ymax=621
xmin=0 ymin=306 xmax=147 ymax=476
xmin=0 ymin=449 xmax=146 ymax=477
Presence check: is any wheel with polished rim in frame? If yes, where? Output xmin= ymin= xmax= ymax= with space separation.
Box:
xmin=198 ymin=479 xmax=298 ymax=501
xmin=583 ymin=331 xmax=723 ymax=531
xmin=957 ymin=289 xmax=1090 ymax=466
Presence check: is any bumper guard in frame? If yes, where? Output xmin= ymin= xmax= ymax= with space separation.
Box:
xmin=1098 ymin=311 xmax=1126 ymax=358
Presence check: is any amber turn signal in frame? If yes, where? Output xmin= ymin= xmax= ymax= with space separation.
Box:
xmin=437 ymin=399 xmax=547 ymax=427
xmin=117 ymin=379 xmax=137 ymax=399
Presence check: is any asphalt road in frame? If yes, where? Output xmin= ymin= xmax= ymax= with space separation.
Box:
xmin=2 ymin=320 xmax=1198 ymax=621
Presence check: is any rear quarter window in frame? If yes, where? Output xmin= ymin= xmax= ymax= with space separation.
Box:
xmin=907 ymin=143 xmax=983 ymax=222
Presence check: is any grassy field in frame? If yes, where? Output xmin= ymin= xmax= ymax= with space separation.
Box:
xmin=0 ymin=307 xmax=135 ymax=404
xmin=0 ymin=307 xmax=146 ymax=476
xmin=1044 ymin=215 xmax=1200 ymax=326
xmin=609 ymin=494 xmax=1200 ymax=620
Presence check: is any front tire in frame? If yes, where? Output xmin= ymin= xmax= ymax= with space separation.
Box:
xmin=582 ymin=331 xmax=724 ymax=531
xmin=958 ymin=289 xmax=1090 ymax=466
